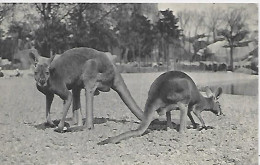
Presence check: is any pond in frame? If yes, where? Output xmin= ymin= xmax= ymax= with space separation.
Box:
xmin=210 ymin=79 xmax=258 ymax=96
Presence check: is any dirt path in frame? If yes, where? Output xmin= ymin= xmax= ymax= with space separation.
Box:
xmin=0 ymin=72 xmax=258 ymax=165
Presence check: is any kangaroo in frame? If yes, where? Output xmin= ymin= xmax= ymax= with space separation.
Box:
xmin=98 ymin=71 xmax=223 ymax=144
xmin=29 ymin=47 xmax=144 ymax=132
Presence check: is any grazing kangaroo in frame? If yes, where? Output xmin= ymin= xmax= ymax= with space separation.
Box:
xmin=99 ymin=71 xmax=223 ymax=144
xmin=29 ymin=47 xmax=144 ymax=132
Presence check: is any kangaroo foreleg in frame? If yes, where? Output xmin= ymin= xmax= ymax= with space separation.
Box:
xmin=112 ymin=74 xmax=144 ymax=121
xmin=187 ymin=107 xmax=199 ymax=129
xmin=193 ymin=110 xmax=213 ymax=130
xmin=54 ymin=91 xmax=72 ymax=133
xmin=45 ymin=93 xmax=55 ymax=127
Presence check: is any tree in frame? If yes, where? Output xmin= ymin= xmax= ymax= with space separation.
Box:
xmin=115 ymin=11 xmax=155 ymax=64
xmin=187 ymin=34 xmax=210 ymax=61
xmin=65 ymin=3 xmax=119 ymax=52
xmin=192 ymin=11 xmax=205 ymax=36
xmin=0 ymin=4 xmax=15 ymax=25
xmin=157 ymin=9 xmax=181 ymax=70
xmin=34 ymin=3 xmax=64 ymax=57
xmin=204 ymin=7 xmax=223 ymax=42
xmin=177 ymin=10 xmax=191 ymax=46
xmin=218 ymin=7 xmax=250 ymax=71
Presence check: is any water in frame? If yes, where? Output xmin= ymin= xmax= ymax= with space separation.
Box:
xmin=210 ymin=79 xmax=258 ymax=96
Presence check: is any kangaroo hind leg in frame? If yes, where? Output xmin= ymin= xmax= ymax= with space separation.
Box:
xmin=177 ymin=102 xmax=188 ymax=133
xmin=82 ymin=59 xmax=99 ymax=130
xmin=72 ymin=88 xmax=83 ymax=126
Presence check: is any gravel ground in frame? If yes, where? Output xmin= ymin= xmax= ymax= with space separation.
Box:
xmin=0 ymin=72 xmax=258 ymax=165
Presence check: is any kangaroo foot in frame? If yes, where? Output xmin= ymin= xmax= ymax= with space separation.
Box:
xmin=84 ymin=123 xmax=94 ymax=130
xmin=54 ymin=123 xmax=70 ymax=133
xmin=54 ymin=127 xmax=66 ymax=133
xmin=178 ymin=127 xmax=187 ymax=134
xmin=198 ymin=125 xmax=214 ymax=131
xmin=187 ymin=123 xmax=200 ymax=129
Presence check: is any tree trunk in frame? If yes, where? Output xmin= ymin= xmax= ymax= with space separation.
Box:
xmin=230 ymin=46 xmax=234 ymax=71
xmin=138 ymin=42 xmax=141 ymax=72
xmin=212 ymin=27 xmax=216 ymax=42
xmin=166 ymin=43 xmax=169 ymax=71
xmin=123 ymin=47 xmax=129 ymax=63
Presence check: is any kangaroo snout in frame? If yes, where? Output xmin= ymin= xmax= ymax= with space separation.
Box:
xmin=38 ymin=78 xmax=47 ymax=87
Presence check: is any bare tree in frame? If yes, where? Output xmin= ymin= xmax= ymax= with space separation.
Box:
xmin=192 ymin=11 xmax=205 ymax=36
xmin=218 ymin=7 xmax=250 ymax=71
xmin=177 ymin=10 xmax=191 ymax=35
xmin=0 ymin=4 xmax=15 ymax=24
xmin=205 ymin=6 xmax=223 ymax=42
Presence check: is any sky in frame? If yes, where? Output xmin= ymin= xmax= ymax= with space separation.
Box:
xmin=158 ymin=3 xmax=258 ymax=32
xmin=158 ymin=3 xmax=257 ymax=14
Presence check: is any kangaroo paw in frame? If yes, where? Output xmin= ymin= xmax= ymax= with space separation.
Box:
xmin=198 ymin=125 xmax=206 ymax=131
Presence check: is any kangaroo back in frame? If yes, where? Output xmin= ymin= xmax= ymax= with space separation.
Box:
xmin=147 ymin=71 xmax=201 ymax=105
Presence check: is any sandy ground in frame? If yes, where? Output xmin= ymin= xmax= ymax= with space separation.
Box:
xmin=0 ymin=71 xmax=258 ymax=165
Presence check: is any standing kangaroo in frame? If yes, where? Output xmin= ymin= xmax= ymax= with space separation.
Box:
xmin=99 ymin=71 xmax=223 ymax=144
xmin=29 ymin=47 xmax=144 ymax=132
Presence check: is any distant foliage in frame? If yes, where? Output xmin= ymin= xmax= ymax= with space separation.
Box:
xmin=2 ymin=3 xmax=254 ymax=71
xmin=156 ymin=9 xmax=181 ymax=67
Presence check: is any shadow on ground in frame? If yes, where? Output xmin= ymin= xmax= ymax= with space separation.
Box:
xmin=33 ymin=117 xmax=142 ymax=132
xmin=33 ymin=117 xmax=198 ymax=134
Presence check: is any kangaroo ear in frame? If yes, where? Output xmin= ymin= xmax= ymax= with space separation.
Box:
xmin=205 ymin=86 xmax=214 ymax=98
xmin=29 ymin=52 xmax=39 ymax=67
xmin=215 ymin=87 xmax=223 ymax=99
xmin=47 ymin=55 xmax=56 ymax=65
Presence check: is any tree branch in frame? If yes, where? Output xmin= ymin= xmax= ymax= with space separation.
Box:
xmin=92 ymin=4 xmax=125 ymax=24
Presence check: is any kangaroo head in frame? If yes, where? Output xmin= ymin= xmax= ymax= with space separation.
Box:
xmin=29 ymin=51 xmax=55 ymax=87
xmin=205 ymin=87 xmax=223 ymax=116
